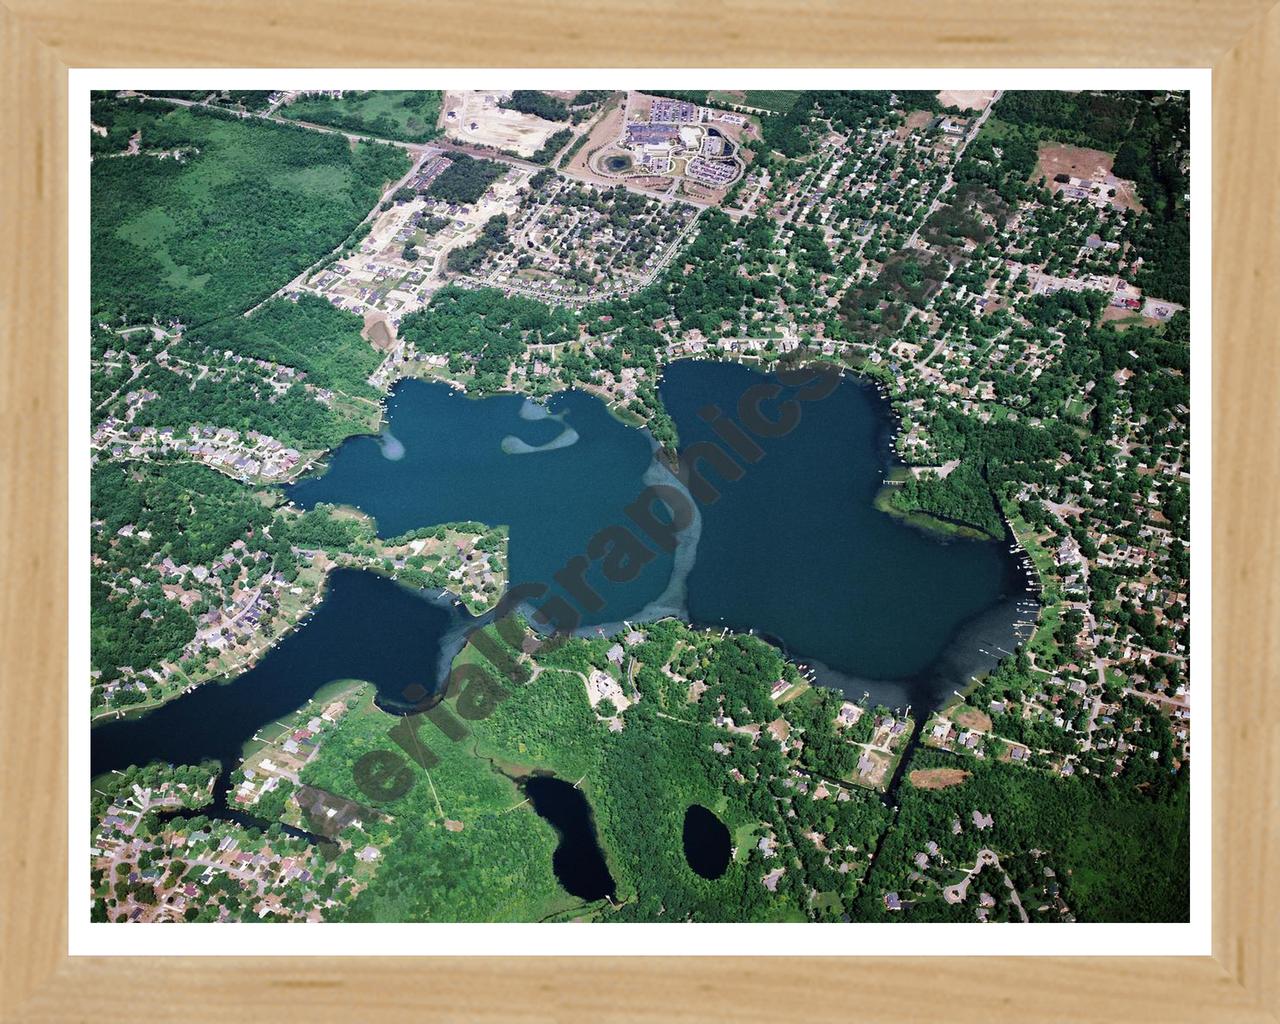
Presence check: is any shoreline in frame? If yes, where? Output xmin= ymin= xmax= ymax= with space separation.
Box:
xmin=327 ymin=360 xmax=1038 ymax=721
xmin=95 ymin=356 xmax=1042 ymax=734
xmin=91 ymin=536 xmax=506 ymax=728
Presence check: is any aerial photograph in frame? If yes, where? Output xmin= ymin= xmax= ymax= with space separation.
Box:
xmin=88 ymin=86 xmax=1191 ymax=925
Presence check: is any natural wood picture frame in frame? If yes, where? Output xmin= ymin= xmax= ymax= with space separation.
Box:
xmin=2 ymin=2 xmax=1276 ymax=1019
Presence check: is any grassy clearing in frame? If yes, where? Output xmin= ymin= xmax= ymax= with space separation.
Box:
xmin=283 ymin=90 xmax=443 ymax=144
xmin=953 ymin=705 xmax=993 ymax=731
xmin=742 ymin=90 xmax=804 ymax=113
xmin=733 ymin=820 xmax=761 ymax=862
xmin=706 ymin=90 xmax=803 ymax=114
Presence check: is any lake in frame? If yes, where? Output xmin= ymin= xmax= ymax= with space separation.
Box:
xmin=522 ymin=775 xmax=615 ymax=901
xmin=90 ymin=568 xmax=477 ymax=790
xmin=288 ymin=361 xmax=1035 ymax=704
xmin=287 ymin=378 xmax=684 ymax=628
xmin=659 ymin=360 xmax=1032 ymax=692
xmin=682 ymin=804 xmax=731 ymax=880
xmin=93 ymin=360 xmax=1036 ymax=788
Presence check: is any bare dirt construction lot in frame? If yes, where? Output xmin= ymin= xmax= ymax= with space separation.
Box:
xmin=898 ymin=109 xmax=935 ymax=139
xmin=627 ymin=92 xmax=657 ymax=121
xmin=909 ymin=768 xmax=972 ymax=790
xmin=440 ymin=91 xmax=563 ymax=157
xmin=361 ymin=312 xmax=396 ymax=352
xmin=936 ymin=90 xmax=997 ymax=112
xmin=562 ymin=95 xmax=625 ymax=181
xmin=1037 ymin=143 xmax=1114 ymax=181
xmin=954 ymin=707 xmax=994 ymax=732
xmin=1036 ymin=143 xmax=1144 ymax=212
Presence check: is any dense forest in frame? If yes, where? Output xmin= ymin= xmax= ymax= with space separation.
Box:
xmin=187 ymin=295 xmax=381 ymax=400
xmin=570 ymin=90 xmax=612 ymax=108
xmin=499 ymin=90 xmax=570 ymax=122
xmin=995 ymin=90 xmax=1146 ymax=149
xmin=885 ymin=461 xmax=1005 ymax=540
xmin=528 ymin=128 xmax=574 ymax=165
xmin=425 ymin=155 xmax=506 ymax=205
xmin=398 ymin=286 xmax=578 ymax=394
xmin=91 ymin=96 xmax=408 ymax=326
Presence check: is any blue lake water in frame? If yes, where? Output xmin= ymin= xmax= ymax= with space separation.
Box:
xmin=90 ymin=568 xmax=476 ymax=786
xmin=93 ymin=360 xmax=1037 ymax=786
xmin=288 ymin=379 xmax=685 ymax=628
xmin=661 ymin=360 xmax=1018 ymax=682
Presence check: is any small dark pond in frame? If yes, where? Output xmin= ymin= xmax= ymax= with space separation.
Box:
xmin=682 ymin=804 xmax=731 ymax=880
xmin=522 ymin=775 xmax=615 ymax=901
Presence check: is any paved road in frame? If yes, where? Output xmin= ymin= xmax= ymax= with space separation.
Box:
xmin=942 ymin=846 xmax=1029 ymax=921
xmin=1124 ymin=686 xmax=1188 ymax=710
xmin=904 ymin=90 xmax=1004 ymax=250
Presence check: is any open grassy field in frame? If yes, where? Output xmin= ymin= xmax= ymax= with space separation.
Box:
xmin=743 ymin=90 xmax=804 ymax=112
xmin=707 ymin=90 xmax=803 ymax=114
xmin=953 ymin=705 xmax=993 ymax=732
xmin=283 ymin=90 xmax=443 ymax=144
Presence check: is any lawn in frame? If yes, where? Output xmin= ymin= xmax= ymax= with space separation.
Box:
xmin=1029 ymin=600 xmax=1064 ymax=666
xmin=1062 ymin=395 xmax=1091 ymax=423
xmin=974 ymin=116 xmax=1022 ymax=143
